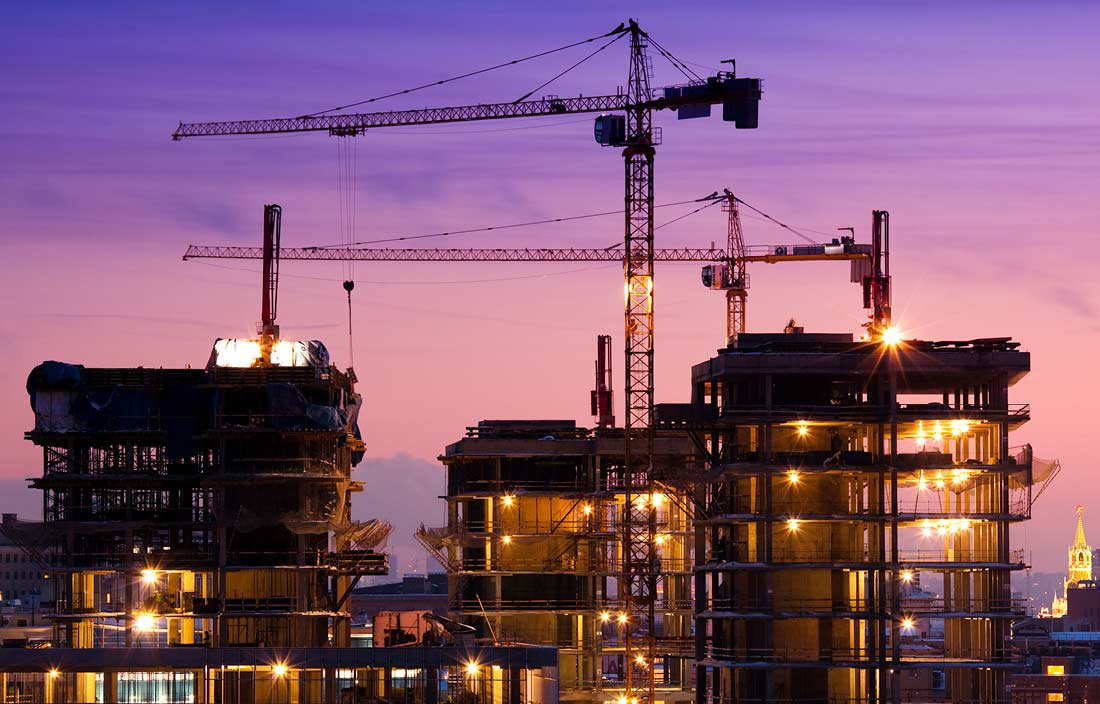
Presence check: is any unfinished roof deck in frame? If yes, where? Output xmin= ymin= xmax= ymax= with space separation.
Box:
xmin=693 ymin=332 xmax=1029 ymax=390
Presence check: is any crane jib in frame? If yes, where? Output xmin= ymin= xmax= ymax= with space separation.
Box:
xmin=182 ymin=246 xmax=728 ymax=262
xmin=171 ymin=80 xmax=761 ymax=139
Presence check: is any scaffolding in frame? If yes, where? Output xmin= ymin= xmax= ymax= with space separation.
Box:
xmin=681 ymin=332 xmax=1033 ymax=704
xmin=423 ymin=420 xmax=698 ymax=703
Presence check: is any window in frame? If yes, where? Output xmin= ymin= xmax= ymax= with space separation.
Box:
xmin=1048 ymin=694 xmax=1064 ymax=702
xmin=1046 ymin=665 xmax=1065 ymax=676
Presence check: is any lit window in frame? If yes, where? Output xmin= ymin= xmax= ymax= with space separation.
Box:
xmin=1048 ymin=694 xmax=1064 ymax=702
xmin=1046 ymin=664 xmax=1065 ymax=676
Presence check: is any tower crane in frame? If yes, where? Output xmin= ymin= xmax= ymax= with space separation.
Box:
xmin=185 ymin=196 xmax=885 ymax=351
xmin=174 ymin=20 xmax=762 ymax=701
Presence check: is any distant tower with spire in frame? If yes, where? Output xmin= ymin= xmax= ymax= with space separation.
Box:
xmin=1069 ymin=505 xmax=1092 ymax=586
xmin=1051 ymin=505 xmax=1091 ymax=617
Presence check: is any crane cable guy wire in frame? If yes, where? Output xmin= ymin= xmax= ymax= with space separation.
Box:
xmin=513 ymin=31 xmax=627 ymax=103
xmin=302 ymin=193 xmax=834 ymax=250
xmin=305 ymin=196 xmax=719 ymax=249
xmin=303 ymin=24 xmax=629 ymax=117
xmin=730 ymin=194 xmax=822 ymax=245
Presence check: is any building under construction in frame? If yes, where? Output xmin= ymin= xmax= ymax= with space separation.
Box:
xmin=686 ymin=330 xmax=1033 ymax=703
xmin=420 ymin=420 xmax=696 ymax=703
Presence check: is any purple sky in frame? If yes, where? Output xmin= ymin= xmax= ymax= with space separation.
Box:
xmin=2 ymin=2 xmax=1099 ymax=573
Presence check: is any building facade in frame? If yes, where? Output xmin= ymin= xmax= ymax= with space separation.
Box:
xmin=685 ymin=332 xmax=1032 ymax=704
xmin=425 ymin=420 xmax=696 ymax=703
xmin=0 ymin=518 xmax=52 ymax=608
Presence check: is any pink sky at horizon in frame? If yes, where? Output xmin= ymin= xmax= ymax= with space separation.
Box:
xmin=2 ymin=2 xmax=1099 ymax=572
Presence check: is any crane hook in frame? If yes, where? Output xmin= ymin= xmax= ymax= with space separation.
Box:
xmin=343 ymin=280 xmax=355 ymax=370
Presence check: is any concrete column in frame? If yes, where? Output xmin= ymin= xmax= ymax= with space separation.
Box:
xmin=103 ymin=670 xmax=118 ymax=704
xmin=426 ymin=667 xmax=440 ymax=704
xmin=509 ymin=665 xmax=522 ymax=704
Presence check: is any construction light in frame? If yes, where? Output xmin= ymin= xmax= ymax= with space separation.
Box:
xmin=133 ymin=612 xmax=156 ymax=633
xmin=950 ymin=419 xmax=971 ymax=437
xmin=465 ymin=662 xmax=479 ymax=676
xmin=881 ymin=327 xmax=902 ymax=346
xmin=786 ymin=470 xmax=800 ymax=485
xmin=786 ymin=518 xmax=801 ymax=532
xmin=617 ymin=697 xmax=629 ymax=704
xmin=272 ymin=663 xmax=289 ymax=678
xmin=650 ymin=492 xmax=665 ymax=508
xmin=654 ymin=533 xmax=669 ymax=546
xmin=140 ymin=569 xmax=158 ymax=585
xmin=618 ymin=613 xmax=628 ymax=625
xmin=582 ymin=503 xmax=593 ymax=516
xmin=918 ymin=518 xmax=973 ymax=538
xmin=797 ymin=423 xmax=809 ymax=438
xmin=599 ymin=611 xmax=611 ymax=623
xmin=635 ymin=654 xmax=646 ymax=666
xmin=48 ymin=669 xmax=59 ymax=679
xmin=501 ymin=535 xmax=512 ymax=545
xmin=900 ymin=617 xmax=915 ymax=632
xmin=900 ymin=570 xmax=914 ymax=583
xmin=501 ymin=494 xmax=515 ymax=508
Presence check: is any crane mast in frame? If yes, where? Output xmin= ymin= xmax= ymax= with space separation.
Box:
xmin=722 ymin=189 xmax=748 ymax=344
xmin=620 ymin=21 xmax=658 ymax=701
